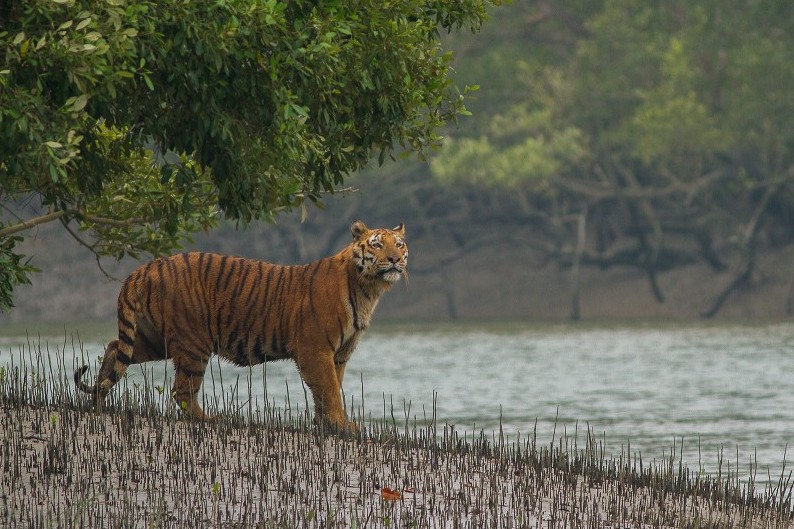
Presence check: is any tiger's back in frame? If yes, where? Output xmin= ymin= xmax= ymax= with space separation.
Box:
xmin=75 ymin=221 xmax=408 ymax=430
xmin=123 ymin=252 xmax=357 ymax=366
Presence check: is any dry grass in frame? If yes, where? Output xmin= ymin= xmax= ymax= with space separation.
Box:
xmin=1 ymin=341 xmax=792 ymax=528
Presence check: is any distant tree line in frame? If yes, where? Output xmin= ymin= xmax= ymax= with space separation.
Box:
xmin=429 ymin=0 xmax=794 ymax=318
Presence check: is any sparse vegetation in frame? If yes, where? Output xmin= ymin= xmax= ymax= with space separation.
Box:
xmin=1 ymin=339 xmax=792 ymax=527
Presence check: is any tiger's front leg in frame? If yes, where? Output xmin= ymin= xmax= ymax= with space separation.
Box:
xmin=296 ymin=351 xmax=358 ymax=433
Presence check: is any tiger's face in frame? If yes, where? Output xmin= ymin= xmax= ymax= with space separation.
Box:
xmin=351 ymin=221 xmax=408 ymax=283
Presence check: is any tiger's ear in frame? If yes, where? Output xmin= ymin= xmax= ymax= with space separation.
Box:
xmin=393 ymin=223 xmax=406 ymax=237
xmin=351 ymin=220 xmax=369 ymax=240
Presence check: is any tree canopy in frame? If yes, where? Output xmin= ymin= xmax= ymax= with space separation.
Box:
xmin=431 ymin=0 xmax=794 ymax=316
xmin=0 ymin=0 xmax=495 ymax=310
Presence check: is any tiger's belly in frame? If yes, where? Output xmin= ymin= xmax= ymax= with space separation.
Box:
xmin=213 ymin=320 xmax=361 ymax=368
xmin=216 ymin=333 xmax=293 ymax=367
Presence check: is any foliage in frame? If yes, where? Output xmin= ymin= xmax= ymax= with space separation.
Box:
xmin=430 ymin=0 xmax=794 ymax=313
xmin=432 ymin=106 xmax=587 ymax=192
xmin=0 ymin=234 xmax=35 ymax=310
xmin=0 ymin=0 xmax=495 ymax=310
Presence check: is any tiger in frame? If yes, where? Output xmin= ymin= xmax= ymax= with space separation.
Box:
xmin=74 ymin=220 xmax=408 ymax=431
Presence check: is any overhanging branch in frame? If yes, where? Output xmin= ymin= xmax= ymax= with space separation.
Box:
xmin=0 ymin=208 xmax=147 ymax=238
xmin=0 ymin=210 xmax=69 ymax=237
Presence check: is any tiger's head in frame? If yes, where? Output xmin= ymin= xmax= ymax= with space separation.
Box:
xmin=350 ymin=220 xmax=408 ymax=284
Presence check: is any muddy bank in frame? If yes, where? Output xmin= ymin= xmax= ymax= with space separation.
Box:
xmin=1 ymin=396 xmax=792 ymax=528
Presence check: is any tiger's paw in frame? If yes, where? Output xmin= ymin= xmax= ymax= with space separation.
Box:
xmin=98 ymin=379 xmax=113 ymax=399
xmin=172 ymin=394 xmax=215 ymax=421
xmin=315 ymin=415 xmax=360 ymax=437
xmin=340 ymin=419 xmax=360 ymax=435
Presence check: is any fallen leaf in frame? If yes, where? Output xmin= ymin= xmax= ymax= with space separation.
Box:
xmin=380 ymin=487 xmax=401 ymax=501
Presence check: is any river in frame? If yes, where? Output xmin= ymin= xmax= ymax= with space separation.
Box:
xmin=1 ymin=321 xmax=791 ymax=486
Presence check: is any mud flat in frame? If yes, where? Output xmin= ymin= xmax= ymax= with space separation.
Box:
xmin=1 ymin=359 xmax=792 ymax=527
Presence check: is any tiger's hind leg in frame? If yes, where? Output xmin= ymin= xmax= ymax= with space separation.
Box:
xmin=74 ymin=340 xmax=120 ymax=400
xmin=169 ymin=342 xmax=212 ymax=420
xmin=77 ymin=296 xmax=146 ymax=401
xmin=74 ymin=329 xmax=167 ymax=404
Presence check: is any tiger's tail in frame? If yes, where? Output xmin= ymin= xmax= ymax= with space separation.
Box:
xmin=73 ymin=365 xmax=98 ymax=396
xmin=73 ymin=339 xmax=121 ymax=399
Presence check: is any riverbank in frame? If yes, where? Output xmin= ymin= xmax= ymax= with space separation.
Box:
xmin=5 ymin=217 xmax=794 ymax=324
xmin=1 ymin=385 xmax=792 ymax=528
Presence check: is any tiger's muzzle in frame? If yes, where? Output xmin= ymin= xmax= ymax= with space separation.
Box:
xmin=377 ymin=263 xmax=405 ymax=283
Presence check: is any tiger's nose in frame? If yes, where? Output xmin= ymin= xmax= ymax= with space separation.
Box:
xmin=387 ymin=254 xmax=400 ymax=264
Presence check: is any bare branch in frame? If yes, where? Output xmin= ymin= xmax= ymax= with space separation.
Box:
xmin=0 ymin=210 xmax=69 ymax=238
xmin=702 ymin=182 xmax=782 ymax=318
xmin=58 ymin=217 xmax=118 ymax=282
xmin=0 ymin=207 xmax=150 ymax=239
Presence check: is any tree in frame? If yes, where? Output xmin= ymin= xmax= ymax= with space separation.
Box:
xmin=0 ymin=0 xmax=496 ymax=310
xmin=431 ymin=0 xmax=794 ymax=317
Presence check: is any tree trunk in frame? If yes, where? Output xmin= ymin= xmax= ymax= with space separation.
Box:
xmin=570 ymin=207 xmax=587 ymax=321
xmin=702 ymin=184 xmax=779 ymax=318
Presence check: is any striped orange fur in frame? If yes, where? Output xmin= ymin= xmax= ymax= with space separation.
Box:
xmin=74 ymin=221 xmax=408 ymax=431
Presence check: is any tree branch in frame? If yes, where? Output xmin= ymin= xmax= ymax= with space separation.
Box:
xmin=0 ymin=210 xmax=69 ymax=238
xmin=554 ymin=168 xmax=729 ymax=203
xmin=58 ymin=217 xmax=119 ymax=282
xmin=79 ymin=213 xmax=147 ymax=228
xmin=0 ymin=208 xmax=149 ymax=239
xmin=701 ymin=183 xmax=781 ymax=318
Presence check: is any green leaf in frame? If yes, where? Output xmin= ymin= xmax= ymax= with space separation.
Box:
xmin=48 ymin=164 xmax=60 ymax=183
xmin=289 ymin=103 xmax=308 ymax=117
xmin=71 ymin=94 xmax=88 ymax=112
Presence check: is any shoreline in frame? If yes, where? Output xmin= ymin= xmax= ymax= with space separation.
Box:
xmin=2 ymin=398 xmax=792 ymax=528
